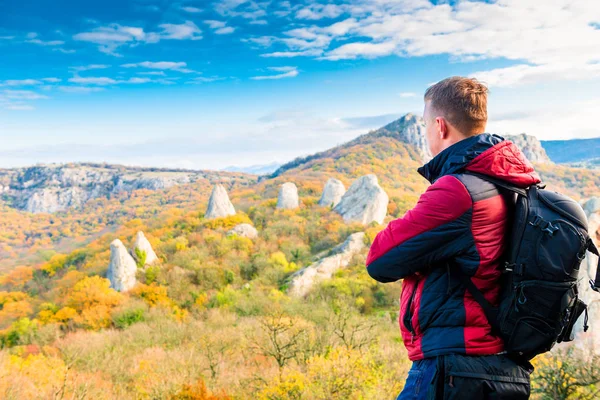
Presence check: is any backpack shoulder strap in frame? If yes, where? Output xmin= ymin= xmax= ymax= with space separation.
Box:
xmin=448 ymin=263 xmax=501 ymax=336
xmin=586 ymin=240 xmax=600 ymax=293
xmin=460 ymin=171 xmax=529 ymax=197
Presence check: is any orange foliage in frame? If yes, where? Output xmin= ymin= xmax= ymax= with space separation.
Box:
xmin=171 ymin=379 xmax=231 ymax=400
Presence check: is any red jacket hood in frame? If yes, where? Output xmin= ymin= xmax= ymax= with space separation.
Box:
xmin=418 ymin=133 xmax=541 ymax=187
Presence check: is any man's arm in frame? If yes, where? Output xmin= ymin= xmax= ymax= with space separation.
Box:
xmin=366 ymin=175 xmax=473 ymax=282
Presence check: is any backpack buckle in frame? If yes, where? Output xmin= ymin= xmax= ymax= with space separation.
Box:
xmin=529 ymin=216 xmax=543 ymax=227
xmin=542 ymin=222 xmax=559 ymax=236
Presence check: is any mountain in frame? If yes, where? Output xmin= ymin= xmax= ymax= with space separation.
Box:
xmin=1 ymin=113 xmax=599 ymax=399
xmin=505 ymin=133 xmax=552 ymax=164
xmin=0 ymin=163 xmax=255 ymax=214
xmin=541 ymin=137 xmax=600 ymax=165
xmin=222 ymin=162 xmax=282 ymax=175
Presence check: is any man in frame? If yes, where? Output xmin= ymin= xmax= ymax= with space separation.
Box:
xmin=366 ymin=77 xmax=536 ymax=399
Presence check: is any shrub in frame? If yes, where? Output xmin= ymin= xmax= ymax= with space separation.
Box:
xmin=112 ymin=302 xmax=148 ymax=329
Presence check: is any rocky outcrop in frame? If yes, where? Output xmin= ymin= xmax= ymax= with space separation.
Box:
xmin=318 ymin=178 xmax=346 ymax=208
xmin=132 ymin=231 xmax=158 ymax=266
xmin=227 ymin=223 xmax=259 ymax=239
xmin=334 ymin=175 xmax=388 ymax=225
xmin=26 ymin=187 xmax=90 ymax=214
xmin=505 ymin=134 xmax=552 ymax=164
xmin=375 ymin=113 xmax=431 ymax=162
xmin=205 ymin=184 xmax=236 ymax=219
xmin=288 ymin=232 xmax=365 ymax=297
xmin=277 ymin=182 xmax=299 ymax=209
xmin=0 ymin=163 xmax=255 ymax=214
xmin=107 ymin=239 xmax=138 ymax=292
xmin=573 ymin=198 xmax=600 ymax=354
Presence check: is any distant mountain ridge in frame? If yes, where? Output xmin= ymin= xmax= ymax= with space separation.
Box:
xmin=2 ymin=115 xmax=599 ymax=214
xmin=0 ymin=163 xmax=255 ymax=214
xmin=541 ymin=138 xmax=600 ymax=164
xmin=268 ymin=113 xmax=554 ymax=179
xmin=222 ymin=162 xmax=281 ymax=175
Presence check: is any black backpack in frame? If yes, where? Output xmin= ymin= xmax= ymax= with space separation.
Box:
xmin=455 ymin=171 xmax=600 ymax=361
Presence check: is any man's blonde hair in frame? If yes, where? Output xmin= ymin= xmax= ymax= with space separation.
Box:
xmin=424 ymin=76 xmax=488 ymax=135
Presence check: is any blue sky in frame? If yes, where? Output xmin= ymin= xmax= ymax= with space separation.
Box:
xmin=1 ymin=0 xmax=600 ymax=169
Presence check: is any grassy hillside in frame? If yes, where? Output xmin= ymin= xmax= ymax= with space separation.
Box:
xmin=0 ymin=127 xmax=599 ymax=398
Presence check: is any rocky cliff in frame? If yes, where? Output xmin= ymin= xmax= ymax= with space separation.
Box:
xmin=505 ymin=133 xmax=552 ymax=164
xmin=0 ymin=163 xmax=254 ymax=214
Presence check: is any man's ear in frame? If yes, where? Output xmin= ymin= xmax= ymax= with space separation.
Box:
xmin=436 ymin=117 xmax=449 ymax=139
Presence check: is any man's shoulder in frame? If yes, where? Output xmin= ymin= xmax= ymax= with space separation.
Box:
xmin=441 ymin=173 xmax=500 ymax=203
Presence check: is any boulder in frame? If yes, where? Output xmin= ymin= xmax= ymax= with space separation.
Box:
xmin=107 ymin=239 xmax=138 ymax=292
xmin=318 ymin=178 xmax=346 ymax=208
xmin=227 ymin=223 xmax=259 ymax=239
xmin=205 ymin=184 xmax=236 ymax=219
xmin=334 ymin=174 xmax=388 ymax=225
xmin=573 ymin=197 xmax=600 ymax=354
xmin=277 ymin=182 xmax=299 ymax=209
xmin=132 ymin=231 xmax=158 ymax=266
xmin=288 ymin=232 xmax=365 ymax=297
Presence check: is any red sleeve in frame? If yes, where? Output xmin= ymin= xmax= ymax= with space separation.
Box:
xmin=366 ymin=175 xmax=472 ymax=281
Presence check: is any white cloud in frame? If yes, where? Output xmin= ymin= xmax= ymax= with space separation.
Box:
xmin=253 ymin=0 xmax=600 ymax=86
xmin=251 ymin=66 xmax=299 ymax=80
xmin=1 ymin=90 xmax=48 ymax=100
xmin=70 ymin=64 xmax=111 ymax=73
xmin=399 ymin=92 xmax=417 ymax=98
xmin=2 ymin=79 xmax=43 ymax=86
xmin=121 ymin=61 xmax=193 ymax=73
xmin=0 ymin=88 xmax=48 ymax=111
xmin=181 ymin=6 xmax=203 ymax=13
xmin=204 ymin=20 xmax=236 ymax=35
xmin=42 ymin=78 xmax=61 ymax=83
xmin=189 ymin=76 xmax=225 ymax=83
xmin=261 ymin=49 xmax=323 ymax=58
xmin=488 ymin=98 xmax=600 ymax=141
xmin=68 ymin=76 xmax=118 ymax=85
xmin=58 ymin=86 xmax=105 ymax=94
xmin=470 ymin=63 xmax=600 ymax=88
xmin=215 ymin=0 xmax=268 ymax=21
xmin=25 ymin=32 xmax=67 ymax=51
xmin=0 ymin=36 xmax=15 ymax=40
xmin=158 ymin=21 xmax=202 ymax=40
xmin=296 ymin=4 xmax=345 ymax=20
xmin=138 ymin=71 xmax=167 ymax=76
xmin=53 ymin=48 xmax=76 ymax=54
xmin=215 ymin=26 xmax=236 ymax=35
xmin=73 ymin=21 xmax=202 ymax=56
xmin=204 ymin=20 xmax=226 ymax=29
xmin=124 ymin=77 xmax=152 ymax=84
xmin=322 ymin=41 xmax=397 ymax=60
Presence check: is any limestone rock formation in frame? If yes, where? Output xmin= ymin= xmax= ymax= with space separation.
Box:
xmin=334 ymin=175 xmax=388 ymax=225
xmin=288 ymin=232 xmax=365 ymax=297
xmin=107 ymin=239 xmax=138 ymax=292
xmin=505 ymin=134 xmax=552 ymax=164
xmin=574 ymin=197 xmax=600 ymax=354
xmin=25 ymin=187 xmax=90 ymax=214
xmin=205 ymin=184 xmax=236 ymax=219
xmin=227 ymin=223 xmax=259 ymax=239
xmin=132 ymin=231 xmax=158 ymax=266
xmin=277 ymin=182 xmax=299 ymax=209
xmin=318 ymin=178 xmax=346 ymax=208
xmin=375 ymin=113 xmax=432 ymax=162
